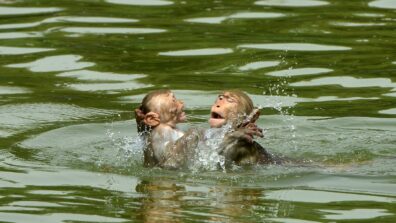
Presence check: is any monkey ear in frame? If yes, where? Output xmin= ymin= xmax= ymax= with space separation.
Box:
xmin=134 ymin=108 xmax=146 ymax=124
xmin=143 ymin=112 xmax=161 ymax=127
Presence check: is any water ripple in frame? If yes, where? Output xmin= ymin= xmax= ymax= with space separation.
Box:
xmin=0 ymin=86 xmax=31 ymax=95
xmin=267 ymin=68 xmax=333 ymax=77
xmin=0 ymin=32 xmax=42 ymax=39
xmin=59 ymin=27 xmax=166 ymax=34
xmin=0 ymin=22 xmax=41 ymax=30
xmin=290 ymin=76 xmax=396 ymax=89
xmin=0 ymin=46 xmax=54 ymax=55
xmin=369 ymin=0 xmax=396 ymax=9
xmin=255 ymin=0 xmax=329 ymax=7
xmin=67 ymin=82 xmax=152 ymax=92
xmin=264 ymin=189 xmax=395 ymax=203
xmin=238 ymin=43 xmax=351 ymax=51
xmin=159 ymin=48 xmax=233 ymax=56
xmin=43 ymin=16 xmax=138 ymax=23
xmin=0 ymin=103 xmax=114 ymax=138
xmin=0 ymin=6 xmax=62 ymax=15
xmin=186 ymin=12 xmax=285 ymax=24
xmin=379 ymin=108 xmax=396 ymax=115
xmin=0 ymin=17 xmax=137 ymax=30
xmin=6 ymin=55 xmax=95 ymax=72
xmin=330 ymin=22 xmax=386 ymax=27
xmin=57 ymin=70 xmax=146 ymax=81
xmin=239 ymin=61 xmax=280 ymax=71
xmin=105 ymin=0 xmax=173 ymax=6
xmin=319 ymin=209 xmax=393 ymax=220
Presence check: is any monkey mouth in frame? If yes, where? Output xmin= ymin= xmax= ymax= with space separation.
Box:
xmin=211 ymin=112 xmax=224 ymax=119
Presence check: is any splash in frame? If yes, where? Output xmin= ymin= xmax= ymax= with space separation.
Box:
xmin=188 ymin=125 xmax=233 ymax=172
xmin=97 ymin=127 xmax=145 ymax=172
xmin=263 ymin=62 xmax=298 ymax=151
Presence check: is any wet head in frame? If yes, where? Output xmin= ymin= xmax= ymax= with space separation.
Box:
xmin=138 ymin=89 xmax=186 ymax=129
xmin=209 ymin=90 xmax=254 ymax=128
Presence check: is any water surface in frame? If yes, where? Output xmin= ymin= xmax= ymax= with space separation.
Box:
xmin=1 ymin=0 xmax=395 ymax=222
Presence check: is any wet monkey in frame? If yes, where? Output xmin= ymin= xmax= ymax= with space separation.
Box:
xmin=209 ymin=90 xmax=281 ymax=166
xmin=135 ymin=89 xmax=186 ymax=168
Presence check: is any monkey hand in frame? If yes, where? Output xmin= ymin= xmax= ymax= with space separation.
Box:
xmin=229 ymin=123 xmax=264 ymax=143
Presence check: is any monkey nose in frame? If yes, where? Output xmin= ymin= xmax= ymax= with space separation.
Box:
xmin=216 ymin=105 xmax=220 ymax=108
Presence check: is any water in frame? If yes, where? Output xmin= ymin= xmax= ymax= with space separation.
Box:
xmin=1 ymin=0 xmax=395 ymax=222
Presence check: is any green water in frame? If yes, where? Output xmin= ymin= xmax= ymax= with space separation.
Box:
xmin=1 ymin=0 xmax=396 ymax=222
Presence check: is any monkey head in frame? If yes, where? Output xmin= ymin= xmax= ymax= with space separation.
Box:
xmin=209 ymin=90 xmax=257 ymax=128
xmin=135 ymin=90 xmax=186 ymax=130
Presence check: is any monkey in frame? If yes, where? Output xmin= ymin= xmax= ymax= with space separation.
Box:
xmin=208 ymin=90 xmax=282 ymax=167
xmin=134 ymin=89 xmax=187 ymax=168
xmin=135 ymin=89 xmax=281 ymax=170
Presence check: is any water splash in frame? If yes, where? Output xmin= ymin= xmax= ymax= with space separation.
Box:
xmin=189 ymin=125 xmax=234 ymax=172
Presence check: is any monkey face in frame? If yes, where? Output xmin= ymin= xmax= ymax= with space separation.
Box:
xmin=209 ymin=93 xmax=239 ymax=128
xmin=156 ymin=92 xmax=186 ymax=127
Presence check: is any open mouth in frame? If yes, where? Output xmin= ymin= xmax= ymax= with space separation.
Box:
xmin=211 ymin=112 xmax=224 ymax=119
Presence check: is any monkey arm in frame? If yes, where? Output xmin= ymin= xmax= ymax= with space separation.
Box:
xmin=218 ymin=125 xmax=279 ymax=166
xmin=159 ymin=128 xmax=205 ymax=169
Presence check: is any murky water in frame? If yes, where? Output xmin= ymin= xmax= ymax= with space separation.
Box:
xmin=1 ymin=0 xmax=395 ymax=222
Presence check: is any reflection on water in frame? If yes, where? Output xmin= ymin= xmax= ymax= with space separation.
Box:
xmin=67 ymin=82 xmax=152 ymax=92
xmin=159 ymin=48 xmax=233 ymax=56
xmin=59 ymin=27 xmax=166 ymax=35
xmin=267 ymin=68 xmax=332 ymax=77
xmin=319 ymin=208 xmax=393 ymax=220
xmin=186 ymin=12 xmax=285 ymax=24
xmin=105 ymin=0 xmax=173 ymax=6
xmin=330 ymin=21 xmax=386 ymax=27
xmin=0 ymin=86 xmax=30 ymax=95
xmin=290 ymin=76 xmax=396 ymax=89
xmin=239 ymin=61 xmax=280 ymax=71
xmin=369 ymin=0 xmax=396 ymax=9
xmin=238 ymin=43 xmax=351 ymax=51
xmin=0 ymin=32 xmax=42 ymax=39
xmin=264 ymin=189 xmax=395 ymax=203
xmin=0 ymin=103 xmax=113 ymax=138
xmin=1 ymin=0 xmax=396 ymax=222
xmin=6 ymin=55 xmax=95 ymax=72
xmin=43 ymin=16 xmax=138 ymax=24
xmin=57 ymin=70 xmax=146 ymax=81
xmin=0 ymin=46 xmax=54 ymax=55
xmin=255 ymin=0 xmax=329 ymax=7
xmin=0 ymin=6 xmax=62 ymax=15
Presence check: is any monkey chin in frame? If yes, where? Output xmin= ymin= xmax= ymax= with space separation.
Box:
xmin=209 ymin=117 xmax=226 ymax=128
